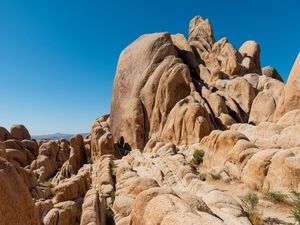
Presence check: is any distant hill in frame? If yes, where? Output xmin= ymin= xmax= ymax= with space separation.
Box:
xmin=32 ymin=132 xmax=89 ymax=140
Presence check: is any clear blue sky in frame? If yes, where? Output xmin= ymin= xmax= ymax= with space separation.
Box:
xmin=0 ymin=0 xmax=299 ymax=134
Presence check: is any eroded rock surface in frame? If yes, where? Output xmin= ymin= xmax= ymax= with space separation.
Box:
xmin=1 ymin=15 xmax=300 ymax=225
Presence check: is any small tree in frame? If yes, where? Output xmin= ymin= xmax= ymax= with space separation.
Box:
xmin=191 ymin=149 xmax=205 ymax=166
xmin=241 ymin=193 xmax=262 ymax=225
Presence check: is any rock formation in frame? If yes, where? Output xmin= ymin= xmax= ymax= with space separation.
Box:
xmin=1 ymin=15 xmax=300 ymax=225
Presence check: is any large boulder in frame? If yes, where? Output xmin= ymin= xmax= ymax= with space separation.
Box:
xmin=171 ymin=33 xmax=200 ymax=79
xmin=31 ymin=141 xmax=60 ymax=182
xmin=0 ymin=126 xmax=12 ymax=141
xmin=111 ymin=32 xmax=178 ymax=150
xmin=248 ymin=91 xmax=276 ymax=124
xmin=263 ymin=149 xmax=300 ymax=192
xmin=91 ymin=115 xmax=118 ymax=160
xmin=239 ymin=40 xmax=261 ymax=74
xmin=274 ymin=53 xmax=300 ymax=120
xmin=0 ymin=142 xmax=7 ymax=159
xmin=43 ymin=200 xmax=80 ymax=225
xmin=0 ymin=158 xmax=39 ymax=225
xmin=10 ymin=124 xmax=31 ymax=141
xmin=111 ymin=32 xmax=213 ymax=150
xmin=53 ymin=166 xmax=91 ymax=204
xmin=52 ymin=135 xmax=87 ymax=184
xmin=262 ymin=66 xmax=284 ymax=82
xmin=131 ymin=187 xmax=224 ymax=225
xmin=200 ymin=38 xmax=243 ymax=77
xmin=80 ymin=189 xmax=106 ymax=225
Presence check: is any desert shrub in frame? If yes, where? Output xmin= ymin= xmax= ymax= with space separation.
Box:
xmin=191 ymin=149 xmax=205 ymax=166
xmin=110 ymin=161 xmax=117 ymax=176
xmin=110 ymin=190 xmax=116 ymax=203
xmin=199 ymin=173 xmax=207 ymax=181
xmin=289 ymin=190 xmax=300 ymax=225
xmin=267 ymin=191 xmax=288 ymax=202
xmin=43 ymin=178 xmax=52 ymax=187
xmin=241 ymin=192 xmax=262 ymax=225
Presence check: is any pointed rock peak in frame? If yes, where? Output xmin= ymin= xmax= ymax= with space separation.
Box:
xmin=274 ymin=53 xmax=300 ymax=120
xmin=188 ymin=15 xmax=215 ymax=46
xmin=287 ymin=53 xmax=300 ymax=84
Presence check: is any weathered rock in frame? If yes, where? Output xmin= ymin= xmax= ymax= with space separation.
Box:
xmin=56 ymin=139 xmax=70 ymax=167
xmin=277 ymin=109 xmax=300 ymax=127
xmin=31 ymin=141 xmax=59 ymax=182
xmin=239 ymin=41 xmax=261 ymax=74
xmin=111 ymin=32 xmax=178 ymax=150
xmin=0 ymin=158 xmax=39 ymax=225
xmin=43 ymin=201 xmax=79 ymax=225
xmin=0 ymin=126 xmax=12 ymax=141
xmin=10 ymin=124 xmax=31 ymax=141
xmin=171 ymin=33 xmax=200 ymax=78
xmin=0 ymin=142 xmax=7 ymax=159
xmin=226 ymin=77 xmax=256 ymax=114
xmin=52 ymin=135 xmax=87 ymax=184
xmin=200 ymin=130 xmax=249 ymax=168
xmin=35 ymin=199 xmax=54 ymax=223
xmin=263 ymin=149 xmax=300 ymax=192
xmin=80 ymin=189 xmax=106 ymax=225
xmin=53 ymin=166 xmax=91 ymax=204
xmin=274 ymin=53 xmax=300 ymax=120
xmin=262 ymin=66 xmax=284 ymax=82
xmin=160 ymin=95 xmax=214 ymax=145
xmin=201 ymin=38 xmax=243 ymax=76
xmin=22 ymin=139 xmax=39 ymax=158
xmin=111 ymin=32 xmax=214 ymax=150
xmin=241 ymin=149 xmax=279 ymax=190
xmin=189 ymin=15 xmax=215 ymax=47
xmin=91 ymin=115 xmax=117 ymax=160
xmin=249 ymin=91 xmax=276 ymax=124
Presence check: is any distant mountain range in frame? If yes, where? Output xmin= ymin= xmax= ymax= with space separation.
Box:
xmin=32 ymin=133 xmax=89 ymax=140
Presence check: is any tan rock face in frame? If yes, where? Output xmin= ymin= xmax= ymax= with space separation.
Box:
xmin=239 ymin=41 xmax=261 ymax=74
xmin=31 ymin=141 xmax=60 ymax=182
xmin=80 ymin=189 xmax=106 ymax=225
xmin=43 ymin=200 xmax=80 ymax=225
xmin=262 ymin=66 xmax=284 ymax=82
xmin=52 ymin=134 xmax=87 ymax=184
xmin=274 ymin=53 xmax=300 ymax=120
xmin=91 ymin=115 xmax=118 ymax=160
xmin=111 ymin=32 xmax=214 ymax=150
xmin=2 ymin=15 xmax=300 ymax=225
xmin=53 ymin=166 xmax=91 ymax=204
xmin=111 ymin=32 xmax=178 ymax=150
xmin=0 ymin=158 xmax=39 ymax=225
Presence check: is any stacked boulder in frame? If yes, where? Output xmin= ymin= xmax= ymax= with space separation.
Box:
xmin=89 ymin=15 xmax=300 ymax=225
xmin=0 ymin=124 xmax=95 ymax=225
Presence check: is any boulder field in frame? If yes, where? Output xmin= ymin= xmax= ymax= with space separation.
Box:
xmin=1 ymin=16 xmax=300 ymax=225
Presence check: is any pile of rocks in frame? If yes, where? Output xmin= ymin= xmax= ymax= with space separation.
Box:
xmin=90 ymin=15 xmax=300 ymax=225
xmin=1 ymin=15 xmax=300 ymax=225
xmin=0 ymin=125 xmax=93 ymax=225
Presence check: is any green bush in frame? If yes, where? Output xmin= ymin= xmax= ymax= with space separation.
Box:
xmin=110 ymin=161 xmax=117 ymax=176
xmin=43 ymin=178 xmax=52 ymax=187
xmin=289 ymin=190 xmax=300 ymax=225
xmin=110 ymin=191 xmax=116 ymax=203
xmin=267 ymin=191 xmax=288 ymax=202
xmin=191 ymin=149 xmax=205 ymax=166
xmin=241 ymin=193 xmax=262 ymax=225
